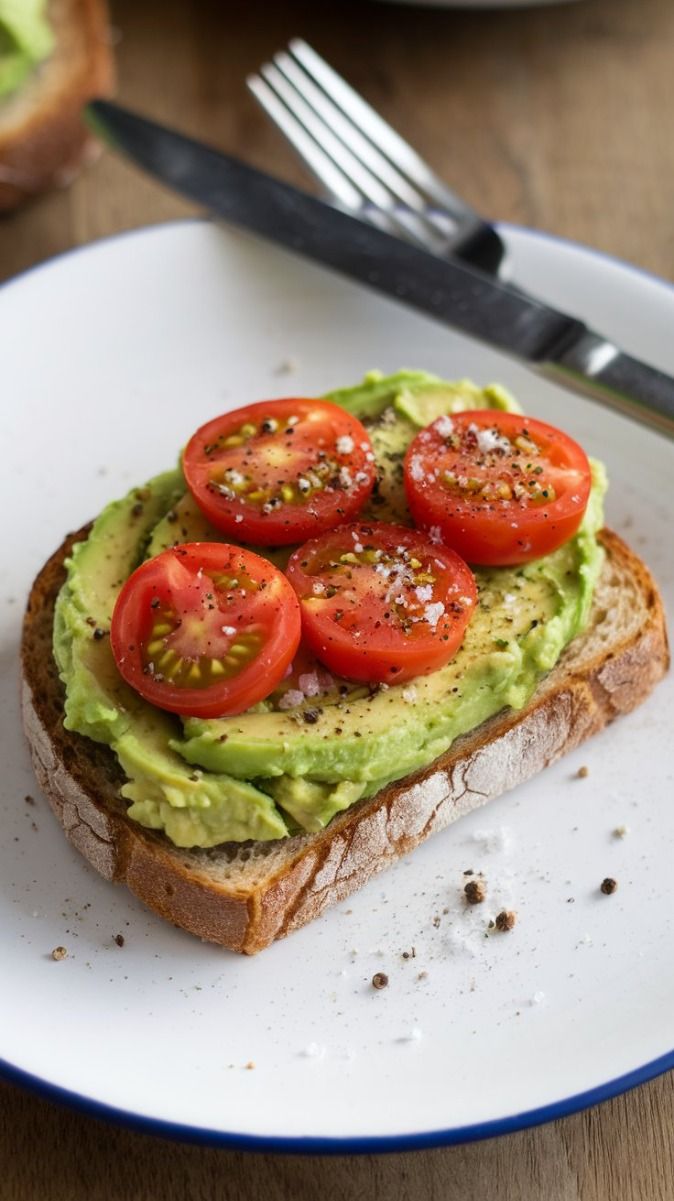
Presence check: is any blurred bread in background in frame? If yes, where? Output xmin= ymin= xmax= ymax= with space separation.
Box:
xmin=0 ymin=0 xmax=114 ymax=212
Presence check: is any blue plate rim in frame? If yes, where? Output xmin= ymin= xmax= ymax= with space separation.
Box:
xmin=3 ymin=1046 xmax=674 ymax=1154
xmin=2 ymin=216 xmax=673 ymax=1152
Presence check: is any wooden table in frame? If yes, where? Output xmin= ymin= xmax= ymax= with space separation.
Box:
xmin=2 ymin=0 xmax=673 ymax=1196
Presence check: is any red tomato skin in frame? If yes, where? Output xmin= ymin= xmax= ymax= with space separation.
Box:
xmin=110 ymin=543 xmax=301 ymax=718
xmin=404 ymin=410 xmax=592 ymax=567
xmin=286 ymin=522 xmax=477 ymax=686
xmin=182 ymin=398 xmax=376 ymax=546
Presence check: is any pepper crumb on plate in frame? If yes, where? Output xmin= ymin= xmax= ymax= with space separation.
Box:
xmin=51 ymin=946 xmax=68 ymax=961
xmin=600 ymin=877 xmax=618 ymax=895
xmin=495 ymin=910 xmax=517 ymax=932
xmin=372 ymin=972 xmax=389 ymax=990
xmin=464 ymin=878 xmax=486 ymax=904
xmin=113 ymin=933 xmax=125 ymax=947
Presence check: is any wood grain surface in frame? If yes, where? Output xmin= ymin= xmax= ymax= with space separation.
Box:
xmin=2 ymin=0 xmax=673 ymax=1197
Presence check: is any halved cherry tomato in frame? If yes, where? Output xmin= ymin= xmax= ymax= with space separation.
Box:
xmin=404 ymin=410 xmax=592 ymax=566
xmin=182 ymin=399 xmax=376 ymax=547
xmin=286 ymin=522 xmax=477 ymax=685
xmin=110 ymin=543 xmax=301 ymax=718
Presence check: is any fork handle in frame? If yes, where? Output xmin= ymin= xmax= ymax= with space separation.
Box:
xmin=454 ymin=222 xmax=505 ymax=276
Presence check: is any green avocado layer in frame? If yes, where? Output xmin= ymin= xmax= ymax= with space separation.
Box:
xmin=53 ymin=370 xmax=606 ymax=847
xmin=0 ymin=1 xmax=53 ymax=99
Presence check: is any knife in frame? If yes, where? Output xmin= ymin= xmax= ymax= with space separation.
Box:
xmin=87 ymin=101 xmax=674 ymax=439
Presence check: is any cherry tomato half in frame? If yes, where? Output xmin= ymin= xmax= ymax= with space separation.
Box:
xmin=404 ymin=410 xmax=592 ymax=566
xmin=182 ymin=399 xmax=376 ymax=546
xmin=286 ymin=522 xmax=477 ymax=685
xmin=110 ymin=543 xmax=301 ymax=718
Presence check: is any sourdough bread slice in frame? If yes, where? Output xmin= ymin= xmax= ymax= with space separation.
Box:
xmin=0 ymin=0 xmax=114 ymax=211
xmin=21 ymin=526 xmax=668 ymax=953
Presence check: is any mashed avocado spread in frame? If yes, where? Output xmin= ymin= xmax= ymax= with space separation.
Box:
xmin=53 ymin=371 xmax=607 ymax=847
xmin=0 ymin=1 xmax=53 ymax=99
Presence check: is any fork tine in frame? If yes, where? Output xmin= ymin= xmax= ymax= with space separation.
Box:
xmin=273 ymin=50 xmax=427 ymax=214
xmin=247 ymin=74 xmax=362 ymax=209
xmin=248 ymin=72 xmax=435 ymax=248
xmin=288 ymin=38 xmax=477 ymax=224
xmin=255 ymin=64 xmax=449 ymax=252
xmin=259 ymin=62 xmax=395 ymax=212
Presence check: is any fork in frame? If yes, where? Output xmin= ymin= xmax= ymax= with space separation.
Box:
xmin=247 ymin=38 xmax=505 ymax=276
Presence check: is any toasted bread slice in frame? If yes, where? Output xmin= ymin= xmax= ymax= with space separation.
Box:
xmin=0 ymin=0 xmax=114 ymax=211
xmin=21 ymin=527 xmax=668 ymax=953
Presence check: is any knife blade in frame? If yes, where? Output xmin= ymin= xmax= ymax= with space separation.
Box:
xmin=87 ymin=101 xmax=674 ymax=439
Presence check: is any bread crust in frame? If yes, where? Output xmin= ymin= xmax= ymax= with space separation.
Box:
xmin=21 ymin=526 xmax=669 ymax=953
xmin=0 ymin=0 xmax=114 ymax=211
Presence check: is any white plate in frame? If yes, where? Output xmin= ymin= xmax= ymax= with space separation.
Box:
xmin=1 ymin=220 xmax=672 ymax=1151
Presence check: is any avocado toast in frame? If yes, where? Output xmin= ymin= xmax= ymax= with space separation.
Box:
xmin=21 ymin=371 xmax=669 ymax=952
xmin=0 ymin=0 xmax=114 ymax=211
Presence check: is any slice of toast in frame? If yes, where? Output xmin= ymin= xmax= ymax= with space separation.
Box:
xmin=0 ymin=0 xmax=114 ymax=211
xmin=21 ymin=526 xmax=668 ymax=954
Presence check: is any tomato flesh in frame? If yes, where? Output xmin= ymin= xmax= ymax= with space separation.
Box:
xmin=404 ymin=410 xmax=592 ymax=566
xmin=286 ymin=522 xmax=477 ymax=685
xmin=183 ymin=399 xmax=376 ymax=546
xmin=110 ymin=543 xmax=301 ymax=717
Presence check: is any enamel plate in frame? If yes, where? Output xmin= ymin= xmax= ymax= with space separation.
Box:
xmin=1 ymin=221 xmax=672 ymax=1150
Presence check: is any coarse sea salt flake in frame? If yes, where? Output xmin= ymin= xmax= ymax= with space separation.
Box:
xmin=476 ymin=427 xmax=511 ymax=455
xmin=298 ymin=672 xmax=322 ymax=697
xmin=278 ymin=689 xmax=304 ymax=710
xmin=471 ymin=826 xmax=512 ymax=853
xmin=400 ymin=1027 xmax=423 ymax=1043
xmin=424 ymin=601 xmax=445 ymax=628
xmin=336 ymin=434 xmax=355 ymax=455
xmin=435 ymin=414 xmax=454 ymax=437
xmin=409 ymin=456 xmax=425 ymax=482
xmin=303 ymin=1042 xmax=326 ymax=1059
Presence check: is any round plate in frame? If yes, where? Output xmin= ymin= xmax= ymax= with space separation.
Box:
xmin=1 ymin=220 xmax=672 ymax=1151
